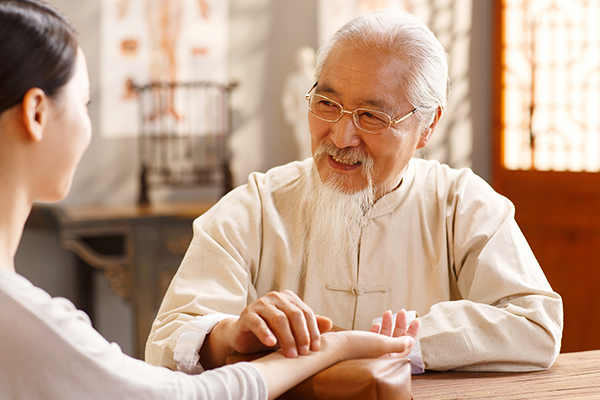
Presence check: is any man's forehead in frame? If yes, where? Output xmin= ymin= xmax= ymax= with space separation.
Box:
xmin=317 ymin=42 xmax=410 ymax=110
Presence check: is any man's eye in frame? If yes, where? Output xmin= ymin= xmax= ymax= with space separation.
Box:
xmin=319 ymin=101 xmax=340 ymax=112
xmin=359 ymin=110 xmax=385 ymax=121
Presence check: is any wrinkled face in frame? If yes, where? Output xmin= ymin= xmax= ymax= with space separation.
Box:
xmin=309 ymin=42 xmax=433 ymax=199
xmin=40 ymin=48 xmax=91 ymax=202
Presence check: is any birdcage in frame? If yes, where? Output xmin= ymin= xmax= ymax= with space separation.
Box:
xmin=133 ymin=81 xmax=237 ymax=205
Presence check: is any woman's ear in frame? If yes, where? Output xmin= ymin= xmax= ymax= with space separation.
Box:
xmin=21 ymin=88 xmax=48 ymax=142
xmin=417 ymin=106 xmax=444 ymax=149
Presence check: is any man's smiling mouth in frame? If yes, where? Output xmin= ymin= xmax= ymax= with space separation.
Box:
xmin=331 ymin=155 xmax=362 ymax=166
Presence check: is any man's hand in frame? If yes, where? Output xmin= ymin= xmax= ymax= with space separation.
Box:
xmin=226 ymin=290 xmax=332 ymax=358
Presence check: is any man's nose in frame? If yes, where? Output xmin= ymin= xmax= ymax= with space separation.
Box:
xmin=330 ymin=112 xmax=361 ymax=148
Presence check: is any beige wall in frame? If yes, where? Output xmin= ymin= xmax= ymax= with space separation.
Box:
xmin=38 ymin=0 xmax=491 ymax=207
xmin=44 ymin=0 xmax=319 ymax=206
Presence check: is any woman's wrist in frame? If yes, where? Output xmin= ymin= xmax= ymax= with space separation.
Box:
xmin=319 ymin=332 xmax=351 ymax=363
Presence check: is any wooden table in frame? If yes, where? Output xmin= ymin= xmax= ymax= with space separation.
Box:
xmin=27 ymin=202 xmax=214 ymax=359
xmin=412 ymin=350 xmax=600 ymax=399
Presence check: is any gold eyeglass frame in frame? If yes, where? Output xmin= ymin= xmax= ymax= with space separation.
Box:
xmin=305 ymin=82 xmax=418 ymax=134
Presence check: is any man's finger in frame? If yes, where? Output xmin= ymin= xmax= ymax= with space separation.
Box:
xmin=268 ymin=292 xmax=318 ymax=356
xmin=297 ymin=307 xmax=320 ymax=354
xmin=237 ymin=312 xmax=278 ymax=348
xmin=278 ymin=290 xmax=324 ymax=353
xmin=262 ymin=305 xmax=301 ymax=358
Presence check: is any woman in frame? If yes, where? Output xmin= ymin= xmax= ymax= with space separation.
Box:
xmin=0 ymin=1 xmax=418 ymax=399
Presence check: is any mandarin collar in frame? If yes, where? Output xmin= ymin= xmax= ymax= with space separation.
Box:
xmin=366 ymin=158 xmax=417 ymax=219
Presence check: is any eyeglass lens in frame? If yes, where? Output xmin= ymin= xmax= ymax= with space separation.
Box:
xmin=308 ymin=94 xmax=390 ymax=133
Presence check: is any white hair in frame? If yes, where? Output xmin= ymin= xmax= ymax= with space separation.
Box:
xmin=315 ymin=10 xmax=449 ymax=127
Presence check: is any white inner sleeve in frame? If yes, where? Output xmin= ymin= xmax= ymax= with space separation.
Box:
xmin=174 ymin=313 xmax=238 ymax=374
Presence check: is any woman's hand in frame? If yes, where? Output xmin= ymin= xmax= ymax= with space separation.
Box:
xmin=320 ymin=328 xmax=415 ymax=362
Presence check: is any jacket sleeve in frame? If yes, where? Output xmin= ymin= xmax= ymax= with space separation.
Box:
xmin=418 ymin=170 xmax=563 ymax=371
xmin=145 ymin=175 xmax=264 ymax=370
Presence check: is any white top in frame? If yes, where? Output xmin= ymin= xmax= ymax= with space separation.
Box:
xmin=146 ymin=158 xmax=563 ymax=372
xmin=0 ymin=269 xmax=268 ymax=400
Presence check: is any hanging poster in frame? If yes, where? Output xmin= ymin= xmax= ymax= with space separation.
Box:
xmin=100 ymin=0 xmax=229 ymax=137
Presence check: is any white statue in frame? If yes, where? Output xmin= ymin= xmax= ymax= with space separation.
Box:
xmin=282 ymin=46 xmax=316 ymax=160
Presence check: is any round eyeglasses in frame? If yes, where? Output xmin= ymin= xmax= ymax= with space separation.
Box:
xmin=305 ymin=84 xmax=417 ymax=134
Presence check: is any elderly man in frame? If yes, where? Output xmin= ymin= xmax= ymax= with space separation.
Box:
xmin=146 ymin=10 xmax=563 ymax=374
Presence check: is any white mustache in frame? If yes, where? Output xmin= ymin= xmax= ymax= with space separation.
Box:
xmin=313 ymin=142 xmax=370 ymax=165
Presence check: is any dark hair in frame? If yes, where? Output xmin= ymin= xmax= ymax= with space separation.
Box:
xmin=0 ymin=0 xmax=78 ymax=114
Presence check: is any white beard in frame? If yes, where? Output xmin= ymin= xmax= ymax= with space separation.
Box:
xmin=301 ymin=146 xmax=376 ymax=280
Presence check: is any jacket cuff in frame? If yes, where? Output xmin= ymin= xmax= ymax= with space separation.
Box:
xmin=173 ymin=313 xmax=237 ymax=374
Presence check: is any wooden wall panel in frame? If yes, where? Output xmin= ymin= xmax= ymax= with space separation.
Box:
xmin=495 ymin=171 xmax=600 ymax=352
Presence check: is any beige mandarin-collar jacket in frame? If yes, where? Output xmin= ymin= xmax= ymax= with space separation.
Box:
xmin=147 ymin=158 xmax=563 ymax=372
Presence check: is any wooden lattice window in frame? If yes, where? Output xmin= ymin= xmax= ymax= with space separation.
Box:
xmin=501 ymin=0 xmax=600 ymax=172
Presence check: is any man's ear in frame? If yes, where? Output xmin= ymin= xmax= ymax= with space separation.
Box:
xmin=417 ymin=106 xmax=443 ymax=149
xmin=21 ymin=88 xmax=48 ymax=142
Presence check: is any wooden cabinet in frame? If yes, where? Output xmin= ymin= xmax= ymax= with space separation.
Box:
xmin=28 ymin=202 xmax=213 ymax=359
